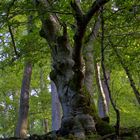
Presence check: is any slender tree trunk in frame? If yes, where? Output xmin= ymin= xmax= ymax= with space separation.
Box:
xmin=101 ymin=71 xmax=110 ymax=110
xmin=15 ymin=15 xmax=33 ymax=138
xmin=51 ymin=81 xmax=61 ymax=131
xmin=15 ymin=62 xmax=32 ymax=138
xmin=101 ymin=8 xmax=120 ymax=136
xmin=96 ymin=63 xmax=109 ymax=121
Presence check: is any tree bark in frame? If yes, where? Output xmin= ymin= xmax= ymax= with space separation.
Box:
xmin=35 ymin=0 xmax=111 ymax=138
xmin=83 ymin=41 xmax=95 ymax=96
xmin=83 ymin=14 xmax=109 ymax=122
xmin=51 ymin=81 xmax=61 ymax=131
xmin=96 ymin=63 xmax=109 ymax=120
xmin=15 ymin=62 xmax=32 ymax=138
xmin=50 ymin=34 xmax=96 ymax=138
xmin=101 ymin=71 xmax=110 ymax=111
xmin=15 ymin=15 xmax=33 ymax=138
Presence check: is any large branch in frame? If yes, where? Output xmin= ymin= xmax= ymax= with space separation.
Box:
xmin=70 ymin=0 xmax=84 ymax=25
xmin=35 ymin=0 xmax=60 ymax=43
xmin=71 ymin=0 xmax=109 ymax=69
xmin=84 ymin=14 xmax=101 ymax=44
xmin=85 ymin=0 xmax=109 ymax=25
xmin=70 ymin=1 xmax=85 ymax=70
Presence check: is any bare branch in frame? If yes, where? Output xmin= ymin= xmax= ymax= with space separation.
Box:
xmin=71 ymin=0 xmax=109 ymax=68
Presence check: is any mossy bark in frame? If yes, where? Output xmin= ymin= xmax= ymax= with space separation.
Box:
xmin=35 ymin=0 xmax=113 ymax=138
xmin=50 ymin=35 xmax=97 ymax=138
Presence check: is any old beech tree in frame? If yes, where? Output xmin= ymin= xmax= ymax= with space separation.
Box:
xmin=34 ymin=0 xmax=113 ymax=138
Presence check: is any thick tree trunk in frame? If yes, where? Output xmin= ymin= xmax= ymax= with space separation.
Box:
xmin=50 ymin=37 xmax=96 ymax=138
xmin=84 ymin=41 xmax=95 ymax=96
xmin=35 ymin=0 xmax=112 ymax=138
xmin=15 ymin=62 xmax=32 ymax=138
xmin=51 ymin=81 xmax=61 ymax=131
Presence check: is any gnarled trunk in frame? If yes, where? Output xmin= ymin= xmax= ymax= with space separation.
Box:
xmin=35 ymin=0 xmax=112 ymax=138
xmin=50 ymin=35 xmax=96 ymax=138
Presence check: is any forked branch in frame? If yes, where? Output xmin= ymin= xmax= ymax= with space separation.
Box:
xmin=71 ymin=0 xmax=109 ymax=69
xmin=85 ymin=0 xmax=109 ymax=24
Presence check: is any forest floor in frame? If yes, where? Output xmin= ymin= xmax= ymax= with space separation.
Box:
xmin=1 ymin=126 xmax=140 ymax=140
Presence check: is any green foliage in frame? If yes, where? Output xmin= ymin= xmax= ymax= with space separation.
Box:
xmin=109 ymin=70 xmax=140 ymax=128
xmin=0 ymin=0 xmax=140 ymax=138
xmin=0 ymin=63 xmax=52 ymax=137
